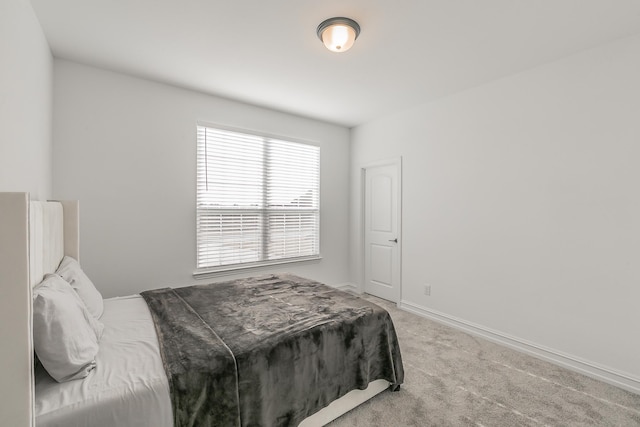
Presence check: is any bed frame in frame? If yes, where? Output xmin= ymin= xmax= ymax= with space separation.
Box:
xmin=0 ymin=191 xmax=388 ymax=427
xmin=0 ymin=193 xmax=79 ymax=427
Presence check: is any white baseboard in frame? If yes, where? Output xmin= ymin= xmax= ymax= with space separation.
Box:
xmin=399 ymin=300 xmax=640 ymax=395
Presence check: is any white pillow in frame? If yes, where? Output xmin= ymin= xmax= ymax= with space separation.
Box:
xmin=33 ymin=274 xmax=104 ymax=382
xmin=56 ymin=256 xmax=104 ymax=319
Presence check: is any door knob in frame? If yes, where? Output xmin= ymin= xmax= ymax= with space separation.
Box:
xmin=388 ymin=238 xmax=398 ymax=243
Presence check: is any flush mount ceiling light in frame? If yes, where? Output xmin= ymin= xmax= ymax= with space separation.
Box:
xmin=316 ymin=17 xmax=360 ymax=53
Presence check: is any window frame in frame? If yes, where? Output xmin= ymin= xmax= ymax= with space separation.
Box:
xmin=193 ymin=123 xmax=322 ymax=278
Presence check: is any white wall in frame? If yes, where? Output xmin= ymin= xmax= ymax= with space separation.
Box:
xmin=351 ymin=34 xmax=640 ymax=391
xmin=0 ymin=0 xmax=52 ymax=199
xmin=0 ymin=1 xmax=52 ymax=425
xmin=53 ymin=60 xmax=351 ymax=298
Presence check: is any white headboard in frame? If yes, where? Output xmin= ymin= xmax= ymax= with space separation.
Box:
xmin=0 ymin=192 xmax=80 ymax=427
xmin=28 ymin=200 xmax=80 ymax=287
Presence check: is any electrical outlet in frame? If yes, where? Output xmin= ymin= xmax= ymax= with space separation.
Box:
xmin=424 ymin=284 xmax=431 ymax=296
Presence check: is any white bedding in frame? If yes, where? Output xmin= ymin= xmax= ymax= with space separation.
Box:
xmin=35 ymin=295 xmax=172 ymax=427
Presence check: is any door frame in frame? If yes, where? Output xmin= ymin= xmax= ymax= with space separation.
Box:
xmin=360 ymin=157 xmax=402 ymax=305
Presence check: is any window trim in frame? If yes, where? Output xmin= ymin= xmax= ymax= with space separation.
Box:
xmin=193 ymin=122 xmax=322 ymax=276
xmin=193 ymin=255 xmax=323 ymax=279
xmin=196 ymin=121 xmax=321 ymax=151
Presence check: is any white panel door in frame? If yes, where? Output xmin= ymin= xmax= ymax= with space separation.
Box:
xmin=364 ymin=161 xmax=401 ymax=302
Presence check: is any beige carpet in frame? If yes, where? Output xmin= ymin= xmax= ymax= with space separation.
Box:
xmin=329 ymin=296 xmax=640 ymax=426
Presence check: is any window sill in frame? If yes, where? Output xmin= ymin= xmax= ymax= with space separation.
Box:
xmin=193 ymin=255 xmax=322 ymax=280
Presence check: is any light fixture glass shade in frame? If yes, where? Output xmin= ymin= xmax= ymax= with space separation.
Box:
xmin=317 ymin=17 xmax=360 ymax=53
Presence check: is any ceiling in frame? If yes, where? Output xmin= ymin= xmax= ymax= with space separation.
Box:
xmin=30 ymin=0 xmax=640 ymax=128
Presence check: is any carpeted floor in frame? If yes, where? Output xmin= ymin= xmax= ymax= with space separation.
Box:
xmin=328 ymin=295 xmax=640 ymax=426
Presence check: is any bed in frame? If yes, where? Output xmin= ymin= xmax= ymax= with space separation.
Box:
xmin=4 ymin=194 xmax=404 ymax=426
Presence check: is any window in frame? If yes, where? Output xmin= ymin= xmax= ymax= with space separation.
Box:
xmin=196 ymin=125 xmax=320 ymax=271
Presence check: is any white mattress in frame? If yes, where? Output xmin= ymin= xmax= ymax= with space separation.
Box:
xmin=35 ymin=295 xmax=172 ymax=427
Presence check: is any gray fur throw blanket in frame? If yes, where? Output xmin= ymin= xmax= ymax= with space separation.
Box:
xmin=141 ymin=273 xmax=404 ymax=427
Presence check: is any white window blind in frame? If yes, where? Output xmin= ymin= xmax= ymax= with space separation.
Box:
xmin=196 ymin=125 xmax=320 ymax=270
